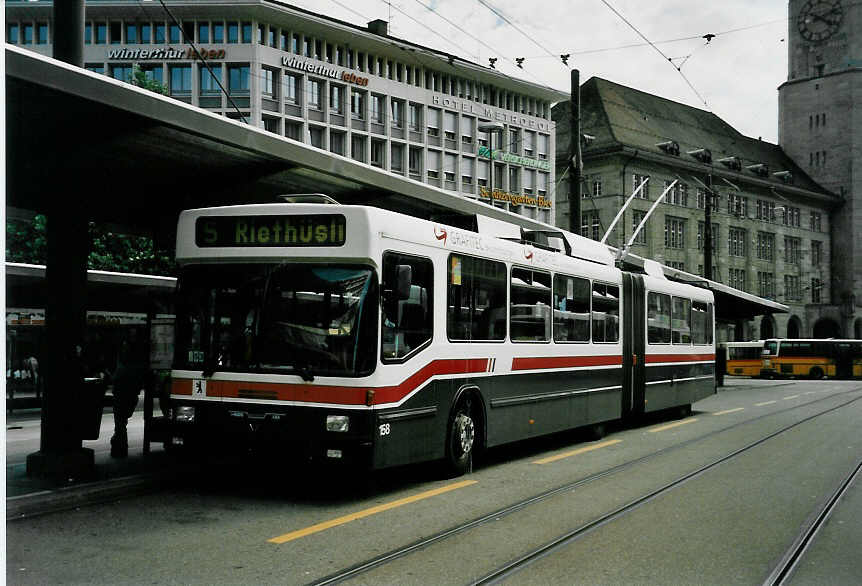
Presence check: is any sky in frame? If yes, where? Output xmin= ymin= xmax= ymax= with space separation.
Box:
xmin=287 ymin=0 xmax=790 ymax=143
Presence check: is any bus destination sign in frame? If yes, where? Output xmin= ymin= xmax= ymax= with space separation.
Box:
xmin=195 ymin=214 xmax=346 ymax=247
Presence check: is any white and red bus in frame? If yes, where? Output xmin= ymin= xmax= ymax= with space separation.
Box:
xmin=167 ymin=200 xmax=715 ymax=474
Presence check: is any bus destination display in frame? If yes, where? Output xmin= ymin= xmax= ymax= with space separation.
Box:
xmin=195 ymin=214 xmax=346 ymax=247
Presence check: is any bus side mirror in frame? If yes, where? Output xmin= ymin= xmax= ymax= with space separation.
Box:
xmin=396 ymin=265 xmax=412 ymax=301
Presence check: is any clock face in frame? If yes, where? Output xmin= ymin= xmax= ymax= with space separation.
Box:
xmin=797 ymin=0 xmax=843 ymax=42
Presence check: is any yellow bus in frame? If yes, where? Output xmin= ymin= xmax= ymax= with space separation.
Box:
xmin=761 ymin=339 xmax=862 ymax=379
xmin=722 ymin=341 xmax=764 ymax=377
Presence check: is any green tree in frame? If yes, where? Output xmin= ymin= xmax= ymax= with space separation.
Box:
xmin=129 ymin=64 xmax=169 ymax=95
xmin=6 ymin=215 xmax=176 ymax=276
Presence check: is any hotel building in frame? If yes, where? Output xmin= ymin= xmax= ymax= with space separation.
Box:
xmin=6 ymin=0 xmax=567 ymax=224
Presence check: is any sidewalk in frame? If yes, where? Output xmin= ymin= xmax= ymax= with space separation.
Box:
xmin=6 ymin=396 xmax=180 ymax=520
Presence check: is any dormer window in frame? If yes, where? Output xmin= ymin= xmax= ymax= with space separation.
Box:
xmin=746 ymin=163 xmax=769 ymax=177
xmin=687 ymin=148 xmax=711 ymax=163
xmin=773 ymin=170 xmax=793 ymax=184
xmin=717 ymin=156 xmax=742 ymax=171
xmin=656 ymin=140 xmax=679 ymax=156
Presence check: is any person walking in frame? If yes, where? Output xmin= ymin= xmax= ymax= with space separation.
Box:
xmin=110 ymin=328 xmax=149 ymax=458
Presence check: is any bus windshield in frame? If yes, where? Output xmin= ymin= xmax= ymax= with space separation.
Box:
xmin=763 ymin=340 xmax=778 ymax=356
xmin=175 ymin=264 xmax=378 ymax=379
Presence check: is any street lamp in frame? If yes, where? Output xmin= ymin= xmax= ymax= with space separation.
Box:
xmin=478 ymin=121 xmax=504 ymax=201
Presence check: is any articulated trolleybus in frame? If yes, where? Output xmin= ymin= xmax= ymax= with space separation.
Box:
xmin=168 ymin=200 xmax=715 ymax=474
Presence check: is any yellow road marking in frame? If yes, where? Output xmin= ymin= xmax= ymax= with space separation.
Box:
xmin=756 ymin=400 xmax=777 ymax=406
xmin=268 ymin=480 xmax=477 ymax=544
xmin=648 ymin=418 xmax=698 ymax=433
xmin=533 ymin=439 xmax=622 ymax=464
xmin=783 ymin=395 xmax=800 ymax=400
xmin=713 ymin=408 xmax=744 ymax=416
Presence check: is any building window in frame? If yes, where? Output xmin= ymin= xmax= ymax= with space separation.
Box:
xmin=261 ymin=117 xmax=279 ymax=134
xmin=756 ymin=200 xmax=776 ymax=222
xmin=269 ymin=27 xmax=277 ymax=48
xmin=462 ymin=157 xmax=474 ymax=188
xmin=329 ymin=84 xmax=343 ymax=114
xmin=371 ymin=139 xmax=385 ymax=168
xmin=811 ymin=278 xmax=822 ymax=303
xmin=632 ymin=173 xmax=650 ymax=198
xmin=200 ymin=66 xmax=222 ymax=95
xmin=169 ymin=23 xmax=181 ymax=43
xmin=283 ymin=74 xmax=299 ymax=104
xmin=592 ymin=176 xmax=602 ymax=197
xmin=443 ymin=111 xmax=457 ymax=140
xmin=408 ymin=146 xmax=421 ymax=177
xmin=727 ymin=194 xmax=747 ymax=217
xmin=581 ymin=211 xmax=601 ymax=241
xmin=351 ymin=89 xmax=366 ymax=120
xmin=811 ymin=240 xmax=822 ymax=266
xmin=84 ymin=23 xmax=91 ymax=44
xmin=125 ymin=23 xmax=137 ymax=44
xmin=537 ymin=172 xmax=548 ymax=198
xmin=85 ymin=64 xmax=105 ymax=75
xmin=666 ymin=181 xmax=688 ymax=206
xmin=330 ymin=131 xmax=345 ymax=156
xmin=307 ymin=78 xmax=322 ymax=110
xmin=284 ymin=121 xmax=302 ymax=141
xmin=227 ymin=22 xmax=239 ymax=43
xmin=784 ymin=236 xmax=801 ymax=264
xmin=426 ymin=107 xmax=440 ymax=136
xmin=391 ymin=143 xmax=405 ymax=173
xmin=664 ymin=216 xmax=686 ymax=249
xmin=228 ymin=65 xmax=250 ymax=95
xmin=632 ymin=210 xmax=647 ymax=245
xmin=139 ymin=24 xmax=151 ymax=44
xmin=308 ymin=126 xmax=324 ymax=149
xmin=461 ymin=115 xmax=475 ymax=144
xmin=538 ymin=134 xmax=549 ymax=160
xmin=242 ymin=22 xmax=252 ymax=44
xmin=668 ymin=261 xmax=686 ymax=271
xmin=756 ymin=232 xmax=775 ymax=261
xmin=728 ymin=227 xmax=746 ymax=257
xmin=197 ymin=22 xmax=209 ymax=43
xmin=351 ymin=135 xmax=366 ymax=163
xmin=443 ymin=153 xmax=457 ymax=185
xmin=169 ymin=65 xmax=192 ymax=95
xmin=371 ymin=94 xmax=385 ymax=124
xmin=810 ymin=211 xmax=822 ymax=232
xmin=697 ymin=222 xmax=719 ymax=251
xmin=728 ymin=268 xmax=746 ymax=291
xmin=8 ymin=23 xmax=19 ymax=44
xmin=111 ymin=64 xmax=133 ymax=83
xmin=426 ymin=150 xmax=441 ymax=179
xmin=110 ymin=21 xmax=122 ymax=44
xmin=391 ymin=99 xmax=404 ymax=128
xmin=758 ymin=272 xmax=775 ymax=298
xmin=154 ymin=23 xmax=165 ymax=44
xmin=523 ymin=131 xmax=535 ymax=156
xmin=261 ymin=68 xmax=276 ymax=98
xmin=784 ymin=275 xmax=801 ymax=301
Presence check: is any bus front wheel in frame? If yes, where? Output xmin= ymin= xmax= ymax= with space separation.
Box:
xmin=445 ymin=397 xmax=476 ymax=476
xmin=809 ymin=367 xmax=824 ymax=380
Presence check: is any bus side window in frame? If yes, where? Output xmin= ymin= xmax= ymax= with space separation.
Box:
xmin=382 ymin=252 xmax=433 ymax=360
xmin=510 ymin=267 xmax=552 ymax=342
xmin=647 ymin=291 xmax=671 ymax=344
xmin=672 ymin=297 xmax=692 ymax=344
xmin=691 ymin=301 xmax=709 ymax=345
xmin=553 ymin=274 xmax=591 ymax=342
xmin=592 ymin=283 xmax=620 ymax=343
xmin=447 ymin=254 xmax=506 ymax=341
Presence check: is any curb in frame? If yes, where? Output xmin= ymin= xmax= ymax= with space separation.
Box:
xmin=6 ymin=472 xmax=172 ymax=520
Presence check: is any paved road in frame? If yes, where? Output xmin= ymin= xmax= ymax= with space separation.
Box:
xmin=6 ymin=379 xmax=862 ymax=585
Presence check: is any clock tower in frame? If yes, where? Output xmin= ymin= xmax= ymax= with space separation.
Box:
xmin=779 ymin=0 xmax=862 ymax=337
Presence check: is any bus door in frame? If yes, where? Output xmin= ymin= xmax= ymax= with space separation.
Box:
xmin=622 ymin=273 xmax=646 ymax=417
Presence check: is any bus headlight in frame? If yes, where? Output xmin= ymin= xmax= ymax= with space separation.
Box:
xmin=174 ymin=406 xmax=196 ymax=423
xmin=326 ymin=415 xmax=350 ymax=432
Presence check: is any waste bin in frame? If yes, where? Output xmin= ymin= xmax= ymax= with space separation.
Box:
xmin=78 ymin=377 xmax=108 ymax=440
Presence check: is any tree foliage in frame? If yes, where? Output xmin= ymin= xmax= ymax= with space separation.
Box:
xmin=6 ymin=215 xmax=176 ymax=276
xmin=129 ymin=64 xmax=169 ymax=95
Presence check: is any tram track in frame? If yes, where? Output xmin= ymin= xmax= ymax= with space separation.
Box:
xmin=311 ymin=387 xmax=862 ymax=586
xmin=763 ymin=458 xmax=862 ymax=585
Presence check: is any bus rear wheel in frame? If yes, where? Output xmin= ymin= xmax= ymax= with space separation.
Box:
xmin=445 ymin=398 xmax=476 ymax=476
xmin=809 ymin=367 xmax=824 ymax=380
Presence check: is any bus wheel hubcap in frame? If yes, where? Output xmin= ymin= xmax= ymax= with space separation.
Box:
xmin=456 ymin=413 xmax=474 ymax=455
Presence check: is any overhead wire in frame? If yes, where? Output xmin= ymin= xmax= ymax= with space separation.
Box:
xmin=596 ymin=0 xmax=709 ymax=108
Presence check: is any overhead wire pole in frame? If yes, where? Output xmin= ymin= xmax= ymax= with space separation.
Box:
xmin=569 ymin=69 xmax=581 ymax=234
xmin=601 ymin=177 xmax=649 ymax=244
xmin=704 ymin=174 xmax=714 ymax=281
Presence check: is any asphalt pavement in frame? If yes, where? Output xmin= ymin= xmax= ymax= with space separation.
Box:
xmin=0 ymin=377 xmax=835 ymax=520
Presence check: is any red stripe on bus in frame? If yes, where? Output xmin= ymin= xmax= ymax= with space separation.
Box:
xmin=645 ymin=353 xmax=715 ymax=364
xmin=511 ymin=355 xmax=622 ymax=371
xmin=171 ymin=358 xmax=490 ymax=406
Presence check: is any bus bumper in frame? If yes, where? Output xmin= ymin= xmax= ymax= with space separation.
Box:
xmin=166 ymin=402 xmax=375 ymax=469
